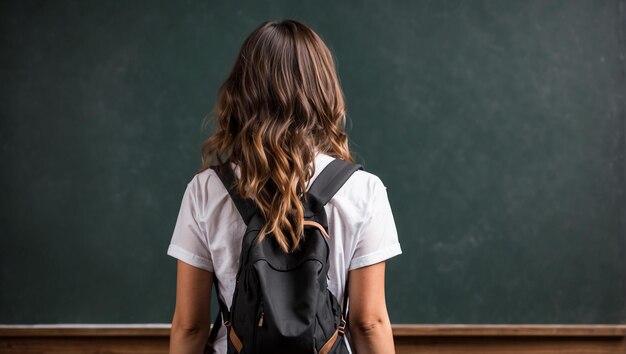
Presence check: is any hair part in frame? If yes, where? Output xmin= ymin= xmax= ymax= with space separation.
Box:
xmin=199 ymin=19 xmax=354 ymax=253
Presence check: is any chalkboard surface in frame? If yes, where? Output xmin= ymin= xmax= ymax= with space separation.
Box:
xmin=1 ymin=0 xmax=624 ymax=324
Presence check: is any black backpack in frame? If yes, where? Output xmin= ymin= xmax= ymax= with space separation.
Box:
xmin=205 ymin=157 xmax=363 ymax=354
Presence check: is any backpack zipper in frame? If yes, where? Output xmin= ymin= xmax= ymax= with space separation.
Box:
xmin=257 ymin=298 xmax=264 ymax=327
xmin=252 ymin=297 xmax=264 ymax=354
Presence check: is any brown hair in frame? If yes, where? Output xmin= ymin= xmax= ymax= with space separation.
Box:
xmin=199 ymin=19 xmax=354 ymax=253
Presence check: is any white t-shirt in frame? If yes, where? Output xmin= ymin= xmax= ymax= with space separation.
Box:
xmin=167 ymin=152 xmax=402 ymax=353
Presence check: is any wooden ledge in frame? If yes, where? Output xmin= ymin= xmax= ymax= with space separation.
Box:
xmin=1 ymin=324 xmax=625 ymax=337
xmin=391 ymin=324 xmax=626 ymax=337
xmin=0 ymin=325 xmax=171 ymax=337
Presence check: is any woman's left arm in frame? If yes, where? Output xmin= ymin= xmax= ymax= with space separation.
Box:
xmin=170 ymin=259 xmax=213 ymax=354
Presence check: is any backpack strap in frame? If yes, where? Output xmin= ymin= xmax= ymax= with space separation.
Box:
xmin=211 ymin=162 xmax=258 ymax=225
xmin=305 ymin=157 xmax=363 ymax=336
xmin=206 ymin=274 xmax=227 ymax=350
xmin=341 ymin=278 xmax=350 ymax=338
xmin=206 ymin=162 xmax=256 ymax=350
xmin=305 ymin=158 xmax=364 ymax=217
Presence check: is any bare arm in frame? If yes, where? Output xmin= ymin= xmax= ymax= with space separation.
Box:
xmin=169 ymin=260 xmax=213 ymax=354
xmin=348 ymin=261 xmax=395 ymax=354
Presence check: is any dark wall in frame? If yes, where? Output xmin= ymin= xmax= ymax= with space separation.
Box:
xmin=1 ymin=0 xmax=624 ymax=324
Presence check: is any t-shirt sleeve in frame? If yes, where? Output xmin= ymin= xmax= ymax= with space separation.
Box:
xmin=349 ymin=176 xmax=402 ymax=270
xmin=166 ymin=178 xmax=214 ymax=272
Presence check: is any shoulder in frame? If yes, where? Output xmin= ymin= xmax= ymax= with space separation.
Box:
xmin=330 ymin=167 xmax=388 ymax=214
xmin=344 ymin=169 xmax=386 ymax=193
xmin=315 ymin=153 xmax=386 ymax=196
xmin=185 ymin=167 xmax=220 ymax=191
xmin=182 ymin=167 xmax=230 ymax=212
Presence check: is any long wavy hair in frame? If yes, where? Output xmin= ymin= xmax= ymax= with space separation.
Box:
xmin=199 ymin=19 xmax=354 ymax=253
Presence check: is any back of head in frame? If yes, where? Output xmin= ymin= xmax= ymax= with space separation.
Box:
xmin=200 ymin=19 xmax=354 ymax=252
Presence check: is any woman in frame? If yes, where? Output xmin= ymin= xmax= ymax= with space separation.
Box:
xmin=167 ymin=19 xmax=402 ymax=354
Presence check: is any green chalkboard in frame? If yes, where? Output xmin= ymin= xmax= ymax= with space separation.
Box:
xmin=1 ymin=0 xmax=624 ymax=324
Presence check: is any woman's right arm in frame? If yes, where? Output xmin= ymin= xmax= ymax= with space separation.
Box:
xmin=348 ymin=261 xmax=395 ymax=354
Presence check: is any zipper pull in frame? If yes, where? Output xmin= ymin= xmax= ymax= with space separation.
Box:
xmin=258 ymin=300 xmax=265 ymax=327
